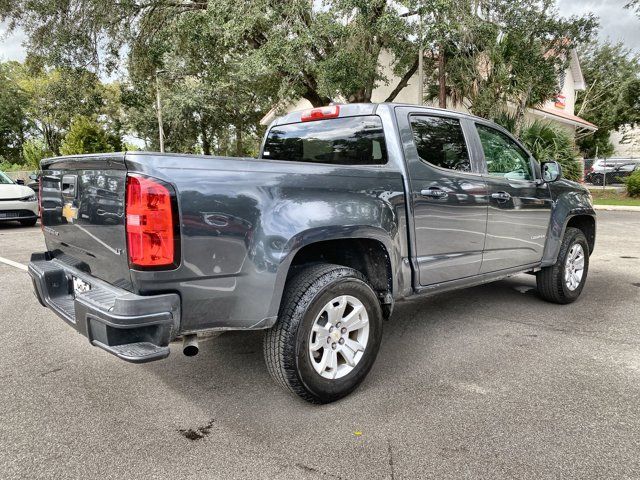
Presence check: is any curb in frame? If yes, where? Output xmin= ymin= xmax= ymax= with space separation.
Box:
xmin=593 ymin=204 xmax=640 ymax=212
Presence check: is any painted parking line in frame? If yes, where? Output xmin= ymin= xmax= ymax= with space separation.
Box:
xmin=0 ymin=256 xmax=28 ymax=271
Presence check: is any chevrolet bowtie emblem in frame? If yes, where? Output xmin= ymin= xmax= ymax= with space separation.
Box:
xmin=62 ymin=203 xmax=78 ymax=223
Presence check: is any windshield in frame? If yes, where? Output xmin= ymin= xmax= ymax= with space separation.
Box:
xmin=0 ymin=171 xmax=14 ymax=184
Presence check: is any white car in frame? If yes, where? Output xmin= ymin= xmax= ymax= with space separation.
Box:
xmin=0 ymin=171 xmax=39 ymax=226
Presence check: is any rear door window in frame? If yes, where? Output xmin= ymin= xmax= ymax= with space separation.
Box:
xmin=262 ymin=116 xmax=387 ymax=165
xmin=409 ymin=116 xmax=472 ymax=172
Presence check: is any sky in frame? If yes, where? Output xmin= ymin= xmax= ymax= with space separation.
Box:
xmin=556 ymin=0 xmax=640 ymax=51
xmin=1 ymin=1 xmax=639 ymax=65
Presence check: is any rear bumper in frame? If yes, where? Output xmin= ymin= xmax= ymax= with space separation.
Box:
xmin=28 ymin=252 xmax=180 ymax=363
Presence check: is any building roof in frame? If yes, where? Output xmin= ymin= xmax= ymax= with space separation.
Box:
xmin=532 ymin=107 xmax=597 ymax=131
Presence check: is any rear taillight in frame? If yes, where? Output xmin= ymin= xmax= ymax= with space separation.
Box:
xmin=301 ymin=105 xmax=340 ymax=122
xmin=125 ymin=174 xmax=177 ymax=269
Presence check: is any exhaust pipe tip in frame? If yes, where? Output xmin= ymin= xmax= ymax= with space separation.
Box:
xmin=183 ymin=334 xmax=199 ymax=357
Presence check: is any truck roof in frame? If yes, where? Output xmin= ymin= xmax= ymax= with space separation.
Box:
xmin=270 ymin=102 xmax=484 ymax=127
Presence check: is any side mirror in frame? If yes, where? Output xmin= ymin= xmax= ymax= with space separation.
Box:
xmin=541 ymin=161 xmax=562 ymax=183
xmin=29 ymin=174 xmax=37 ymax=180
xmin=15 ymin=179 xmax=25 ymax=185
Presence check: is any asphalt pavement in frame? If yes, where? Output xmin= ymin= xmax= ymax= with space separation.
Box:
xmin=1 ymin=211 xmax=639 ymax=479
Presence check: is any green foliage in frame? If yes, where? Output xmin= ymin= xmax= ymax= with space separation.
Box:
xmin=436 ymin=0 xmax=597 ymax=125
xmin=22 ymin=138 xmax=52 ymax=169
xmin=575 ymin=41 xmax=640 ymax=158
xmin=60 ymin=116 xmax=114 ymax=155
xmin=575 ymin=130 xmax=615 ymax=159
xmin=17 ymin=65 xmax=110 ymax=154
xmin=0 ymin=158 xmax=28 ymax=172
xmin=122 ymin=142 xmax=141 ymax=152
xmin=0 ymin=62 xmax=30 ymax=164
xmin=518 ymin=120 xmax=582 ymax=182
xmin=0 ymin=0 xmax=622 ymax=162
xmin=626 ymin=170 xmax=640 ymax=198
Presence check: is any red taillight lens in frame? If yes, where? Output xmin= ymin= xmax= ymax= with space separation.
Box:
xmin=301 ymin=105 xmax=340 ymax=122
xmin=125 ymin=175 xmax=176 ymax=269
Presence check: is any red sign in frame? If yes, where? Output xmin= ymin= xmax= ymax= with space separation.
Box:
xmin=554 ymin=94 xmax=566 ymax=109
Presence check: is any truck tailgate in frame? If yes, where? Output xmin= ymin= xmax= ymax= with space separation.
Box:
xmin=40 ymin=154 xmax=132 ymax=290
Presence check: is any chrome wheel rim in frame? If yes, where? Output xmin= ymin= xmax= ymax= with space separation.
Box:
xmin=564 ymin=243 xmax=585 ymax=291
xmin=308 ymin=295 xmax=370 ymax=380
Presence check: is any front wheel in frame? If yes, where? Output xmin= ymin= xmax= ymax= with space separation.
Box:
xmin=264 ymin=264 xmax=383 ymax=404
xmin=536 ymin=227 xmax=589 ymax=304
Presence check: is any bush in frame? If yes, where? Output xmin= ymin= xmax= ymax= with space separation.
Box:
xmin=0 ymin=157 xmax=27 ymax=172
xmin=518 ymin=121 xmax=583 ymax=182
xmin=627 ymin=170 xmax=640 ymax=197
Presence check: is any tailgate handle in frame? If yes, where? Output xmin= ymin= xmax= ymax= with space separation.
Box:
xmin=61 ymin=175 xmax=78 ymax=199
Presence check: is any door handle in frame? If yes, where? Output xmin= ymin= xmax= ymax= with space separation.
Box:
xmin=491 ymin=191 xmax=511 ymax=202
xmin=420 ymin=187 xmax=448 ymax=199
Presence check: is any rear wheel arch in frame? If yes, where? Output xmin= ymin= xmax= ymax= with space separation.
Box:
xmin=271 ymin=237 xmax=395 ymax=321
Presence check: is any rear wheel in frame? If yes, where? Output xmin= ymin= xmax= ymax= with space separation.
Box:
xmin=536 ymin=227 xmax=589 ymax=304
xmin=264 ymin=264 xmax=383 ymax=404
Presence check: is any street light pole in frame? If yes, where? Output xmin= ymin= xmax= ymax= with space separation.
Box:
xmin=155 ymin=69 xmax=165 ymax=153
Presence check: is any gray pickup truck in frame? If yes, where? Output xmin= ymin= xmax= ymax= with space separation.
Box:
xmin=29 ymin=103 xmax=595 ymax=403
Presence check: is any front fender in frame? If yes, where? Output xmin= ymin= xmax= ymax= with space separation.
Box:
xmin=541 ymin=187 xmax=595 ymax=267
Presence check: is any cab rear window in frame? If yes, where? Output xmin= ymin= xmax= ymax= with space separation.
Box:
xmin=262 ymin=116 xmax=387 ymax=165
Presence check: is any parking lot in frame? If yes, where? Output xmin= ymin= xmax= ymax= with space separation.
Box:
xmin=1 ymin=211 xmax=639 ymax=479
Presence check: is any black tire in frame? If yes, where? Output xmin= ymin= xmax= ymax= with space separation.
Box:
xmin=264 ymin=263 xmax=383 ymax=404
xmin=536 ymin=227 xmax=589 ymax=304
xmin=19 ymin=218 xmax=37 ymax=227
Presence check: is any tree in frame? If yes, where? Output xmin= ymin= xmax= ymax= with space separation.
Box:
xmin=1 ymin=1 xmax=418 ymax=107
xmin=575 ymin=41 xmax=640 ymax=158
xmin=15 ymin=64 xmax=110 ymax=154
xmin=436 ymin=0 xmax=596 ymax=131
xmin=0 ymin=0 xmax=599 ymax=156
xmin=626 ymin=1 xmax=640 ymax=17
xmin=22 ymin=138 xmax=52 ymax=169
xmin=60 ymin=116 xmax=114 ymax=155
xmin=0 ymin=62 xmax=30 ymax=163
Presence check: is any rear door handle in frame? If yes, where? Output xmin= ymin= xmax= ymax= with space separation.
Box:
xmin=420 ymin=187 xmax=448 ymax=199
xmin=491 ymin=191 xmax=511 ymax=202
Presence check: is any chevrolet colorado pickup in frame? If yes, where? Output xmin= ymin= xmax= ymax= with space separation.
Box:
xmin=29 ymin=103 xmax=595 ymax=403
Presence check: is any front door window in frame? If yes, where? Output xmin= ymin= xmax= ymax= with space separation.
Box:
xmin=476 ymin=125 xmax=533 ymax=181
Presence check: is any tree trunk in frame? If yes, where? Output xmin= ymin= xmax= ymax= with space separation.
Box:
xmin=385 ymin=57 xmax=419 ymax=103
xmin=514 ymin=85 xmax=533 ymax=135
xmin=200 ymin=121 xmax=211 ymax=156
xmin=438 ymin=43 xmax=447 ymax=109
xmin=235 ymin=123 xmax=243 ymax=157
xmin=302 ymin=88 xmax=331 ymax=107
